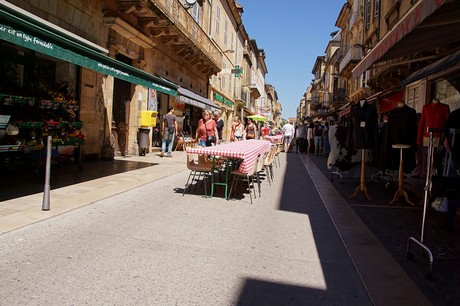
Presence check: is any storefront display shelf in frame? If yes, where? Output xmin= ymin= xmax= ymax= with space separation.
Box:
xmin=0 ymin=144 xmax=45 ymax=153
xmin=15 ymin=122 xmax=44 ymax=128
xmin=0 ymin=144 xmax=21 ymax=152
xmin=0 ymin=94 xmax=35 ymax=106
xmin=52 ymin=139 xmax=85 ymax=146
xmin=38 ymin=100 xmax=79 ymax=111
xmin=69 ymin=122 xmax=83 ymax=129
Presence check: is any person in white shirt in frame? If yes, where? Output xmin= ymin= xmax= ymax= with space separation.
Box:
xmin=282 ymin=120 xmax=295 ymax=152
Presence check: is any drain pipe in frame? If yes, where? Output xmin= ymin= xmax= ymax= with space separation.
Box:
xmin=42 ymin=135 xmax=51 ymax=211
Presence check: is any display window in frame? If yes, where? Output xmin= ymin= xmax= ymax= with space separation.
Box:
xmin=0 ymin=41 xmax=84 ymax=155
xmin=432 ymin=75 xmax=460 ymax=112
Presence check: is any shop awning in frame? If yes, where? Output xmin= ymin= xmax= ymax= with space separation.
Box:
xmin=0 ymin=1 xmax=178 ymax=96
xmin=352 ymin=0 xmax=447 ymax=80
xmin=401 ymin=50 xmax=460 ymax=86
xmin=177 ymin=87 xmax=219 ymax=112
xmin=379 ymin=90 xmax=404 ymax=114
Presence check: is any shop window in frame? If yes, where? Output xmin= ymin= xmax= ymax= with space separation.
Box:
xmin=434 ymin=77 xmax=460 ymax=111
xmin=0 ymin=43 xmax=83 ymax=156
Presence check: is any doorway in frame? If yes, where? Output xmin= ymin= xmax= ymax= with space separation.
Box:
xmin=112 ymin=54 xmax=132 ymax=156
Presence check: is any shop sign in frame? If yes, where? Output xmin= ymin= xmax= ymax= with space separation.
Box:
xmin=339 ymin=105 xmax=351 ymax=118
xmin=213 ymin=92 xmax=233 ymax=108
xmin=0 ymin=23 xmax=178 ymax=96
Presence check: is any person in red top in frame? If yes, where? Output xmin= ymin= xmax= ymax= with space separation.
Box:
xmin=261 ymin=123 xmax=269 ymax=138
xmin=412 ymin=98 xmax=450 ymax=178
xmin=195 ymin=109 xmax=218 ymax=147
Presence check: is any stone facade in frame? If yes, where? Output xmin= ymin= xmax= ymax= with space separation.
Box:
xmin=4 ymin=0 xmax=280 ymax=159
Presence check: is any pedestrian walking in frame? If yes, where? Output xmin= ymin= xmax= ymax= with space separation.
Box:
xmin=296 ymin=121 xmax=307 ymax=153
xmin=160 ymin=106 xmax=177 ymax=157
xmin=196 ymin=109 xmax=218 ymax=147
xmin=233 ymin=117 xmax=245 ymax=141
xmin=230 ymin=116 xmax=239 ymax=142
xmin=245 ymin=118 xmax=257 ymax=140
xmin=213 ymin=110 xmax=224 ymax=144
xmin=313 ymin=121 xmax=326 ymax=155
xmin=282 ymin=120 xmax=295 ymax=152
xmin=307 ymin=122 xmax=314 ymax=155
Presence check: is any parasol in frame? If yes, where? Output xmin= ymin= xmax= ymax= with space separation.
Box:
xmin=247 ymin=114 xmax=267 ymax=122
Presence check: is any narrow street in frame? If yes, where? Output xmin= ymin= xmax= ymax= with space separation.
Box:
xmin=0 ymin=152 xmax=434 ymax=305
xmin=0 ymin=152 xmax=431 ymax=305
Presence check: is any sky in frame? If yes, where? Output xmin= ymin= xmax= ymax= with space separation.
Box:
xmin=237 ymin=0 xmax=344 ymax=119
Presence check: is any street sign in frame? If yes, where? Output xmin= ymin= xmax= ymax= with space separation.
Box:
xmin=231 ymin=65 xmax=244 ymax=77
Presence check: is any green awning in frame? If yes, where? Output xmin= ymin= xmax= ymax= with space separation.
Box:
xmin=0 ymin=3 xmax=178 ymax=96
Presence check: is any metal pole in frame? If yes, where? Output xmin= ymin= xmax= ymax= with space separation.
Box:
xmin=42 ymin=136 xmax=51 ymax=211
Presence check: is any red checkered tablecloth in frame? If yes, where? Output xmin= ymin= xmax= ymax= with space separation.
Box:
xmin=264 ymin=135 xmax=284 ymax=144
xmin=186 ymin=140 xmax=271 ymax=173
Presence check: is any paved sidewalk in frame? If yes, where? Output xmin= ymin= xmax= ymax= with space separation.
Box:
xmin=0 ymin=151 xmax=182 ymax=234
xmin=0 ymin=150 xmax=431 ymax=305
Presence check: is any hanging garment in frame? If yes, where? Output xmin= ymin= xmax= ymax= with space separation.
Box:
xmin=387 ymin=105 xmax=418 ymax=173
xmin=347 ymin=101 xmax=379 ymax=150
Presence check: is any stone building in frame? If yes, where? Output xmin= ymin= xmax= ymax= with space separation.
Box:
xmin=0 ymin=0 xmax=277 ymax=162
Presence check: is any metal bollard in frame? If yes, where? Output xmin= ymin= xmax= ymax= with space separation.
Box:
xmin=42 ymin=136 xmax=51 ymax=211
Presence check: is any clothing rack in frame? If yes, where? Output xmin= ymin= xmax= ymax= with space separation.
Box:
xmin=406 ymin=128 xmax=442 ymax=279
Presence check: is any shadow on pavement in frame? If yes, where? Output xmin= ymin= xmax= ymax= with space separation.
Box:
xmin=0 ymin=159 xmax=156 ymax=201
xmin=237 ymin=152 xmax=372 ymax=305
xmin=308 ymin=154 xmax=459 ymax=306
xmin=236 ymin=278 xmax=365 ymax=306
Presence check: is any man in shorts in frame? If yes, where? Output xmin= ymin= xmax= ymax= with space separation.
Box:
xmin=282 ymin=120 xmax=295 ymax=152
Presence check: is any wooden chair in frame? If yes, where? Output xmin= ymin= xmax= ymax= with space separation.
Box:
xmin=228 ymin=154 xmax=260 ymax=204
xmin=183 ymin=153 xmax=214 ymax=196
xmin=174 ymin=137 xmax=184 ymax=151
xmin=262 ymin=145 xmax=277 ymax=185
xmin=254 ymin=150 xmax=270 ymax=197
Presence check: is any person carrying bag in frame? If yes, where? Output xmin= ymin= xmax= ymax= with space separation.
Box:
xmin=196 ymin=109 xmax=218 ymax=147
xmin=161 ymin=107 xmax=177 ymax=157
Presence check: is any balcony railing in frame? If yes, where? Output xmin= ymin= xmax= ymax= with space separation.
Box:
xmin=339 ymin=46 xmax=363 ymax=73
xmin=333 ymin=88 xmax=347 ymax=102
xmin=153 ymin=0 xmax=221 ymax=68
xmin=113 ymin=0 xmax=222 ymax=75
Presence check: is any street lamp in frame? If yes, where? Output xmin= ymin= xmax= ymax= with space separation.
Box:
xmin=184 ymin=0 xmax=197 ymax=9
